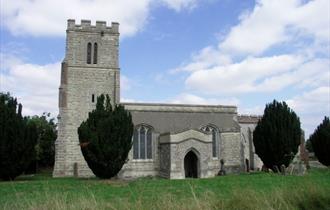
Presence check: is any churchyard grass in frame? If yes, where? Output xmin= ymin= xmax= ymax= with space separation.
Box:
xmin=0 ymin=168 xmax=329 ymax=210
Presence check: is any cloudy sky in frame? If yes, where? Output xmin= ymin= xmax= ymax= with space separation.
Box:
xmin=0 ymin=0 xmax=329 ymax=137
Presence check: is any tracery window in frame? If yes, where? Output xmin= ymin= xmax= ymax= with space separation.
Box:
xmin=201 ymin=125 xmax=219 ymax=158
xmin=133 ymin=125 xmax=153 ymax=159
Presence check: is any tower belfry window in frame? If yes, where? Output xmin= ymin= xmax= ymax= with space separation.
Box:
xmin=87 ymin=43 xmax=92 ymax=64
xmin=93 ymin=43 xmax=98 ymax=64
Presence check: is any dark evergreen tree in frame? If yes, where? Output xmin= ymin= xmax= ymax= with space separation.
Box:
xmin=0 ymin=92 xmax=37 ymax=180
xmin=253 ymin=100 xmax=301 ymax=172
xmin=310 ymin=117 xmax=330 ymax=166
xmin=78 ymin=94 xmax=133 ymax=179
xmin=305 ymin=139 xmax=313 ymax=152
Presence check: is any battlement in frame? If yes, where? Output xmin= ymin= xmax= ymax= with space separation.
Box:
xmin=67 ymin=19 xmax=119 ymax=34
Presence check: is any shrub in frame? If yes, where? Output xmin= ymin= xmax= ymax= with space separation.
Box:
xmin=78 ymin=94 xmax=133 ymax=178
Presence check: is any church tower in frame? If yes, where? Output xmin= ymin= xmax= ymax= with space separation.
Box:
xmin=53 ymin=20 xmax=120 ymax=177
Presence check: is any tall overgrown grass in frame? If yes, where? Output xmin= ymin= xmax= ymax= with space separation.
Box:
xmin=3 ymin=182 xmax=329 ymax=210
xmin=1 ymin=169 xmax=329 ymax=210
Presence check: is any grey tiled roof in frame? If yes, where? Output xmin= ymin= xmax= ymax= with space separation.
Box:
xmin=121 ymin=103 xmax=240 ymax=134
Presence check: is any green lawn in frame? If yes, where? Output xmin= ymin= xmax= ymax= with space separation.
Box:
xmin=0 ymin=169 xmax=329 ymax=210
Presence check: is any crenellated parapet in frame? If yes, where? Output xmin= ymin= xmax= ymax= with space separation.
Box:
xmin=67 ymin=19 xmax=119 ymax=34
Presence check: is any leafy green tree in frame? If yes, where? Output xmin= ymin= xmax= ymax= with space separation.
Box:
xmin=28 ymin=113 xmax=57 ymax=170
xmin=310 ymin=117 xmax=330 ymax=166
xmin=78 ymin=94 xmax=133 ymax=179
xmin=0 ymin=92 xmax=37 ymax=180
xmin=253 ymin=100 xmax=301 ymax=172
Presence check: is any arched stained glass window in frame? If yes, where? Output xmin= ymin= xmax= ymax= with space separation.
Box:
xmin=133 ymin=129 xmax=139 ymax=159
xmin=212 ymin=129 xmax=217 ymax=157
xmin=140 ymin=127 xmax=146 ymax=159
xmin=133 ymin=125 xmax=153 ymax=160
xmin=147 ymin=129 xmax=152 ymax=159
xmin=87 ymin=42 xmax=92 ymax=64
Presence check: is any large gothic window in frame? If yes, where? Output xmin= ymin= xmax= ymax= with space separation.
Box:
xmin=87 ymin=43 xmax=92 ymax=64
xmin=93 ymin=43 xmax=98 ymax=64
xmin=133 ymin=125 xmax=153 ymax=159
xmin=201 ymin=125 xmax=219 ymax=158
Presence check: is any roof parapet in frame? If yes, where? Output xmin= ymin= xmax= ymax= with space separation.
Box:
xmin=238 ymin=115 xmax=262 ymax=124
xmin=67 ymin=19 xmax=119 ymax=34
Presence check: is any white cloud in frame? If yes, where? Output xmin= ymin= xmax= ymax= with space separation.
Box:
xmin=169 ymin=93 xmax=239 ymax=105
xmin=287 ymin=87 xmax=330 ymax=137
xmin=171 ymin=46 xmax=232 ymax=73
xmin=287 ymin=87 xmax=330 ymax=115
xmin=173 ymin=0 xmax=329 ymax=80
xmin=220 ymin=0 xmax=330 ymax=55
xmin=1 ymin=0 xmax=153 ymax=37
xmin=0 ymin=0 xmax=202 ymax=37
xmin=0 ymin=54 xmax=60 ymax=116
xmin=160 ymin=0 xmax=198 ymax=12
xmin=171 ymin=0 xmax=329 ymax=115
xmin=185 ymin=54 xmax=307 ymax=94
xmin=238 ymin=105 xmax=263 ymax=116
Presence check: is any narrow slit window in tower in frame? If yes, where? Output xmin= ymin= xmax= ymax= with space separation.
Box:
xmin=87 ymin=43 xmax=92 ymax=64
xmin=93 ymin=43 xmax=98 ymax=64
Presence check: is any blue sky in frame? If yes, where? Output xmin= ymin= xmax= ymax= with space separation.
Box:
xmin=0 ymin=0 xmax=329 ymax=137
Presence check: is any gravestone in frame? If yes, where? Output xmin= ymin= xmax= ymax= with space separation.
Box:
xmin=280 ymin=165 xmax=286 ymax=175
xmin=218 ymin=159 xmax=226 ymax=176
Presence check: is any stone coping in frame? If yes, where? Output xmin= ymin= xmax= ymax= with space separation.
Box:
xmin=121 ymin=102 xmax=237 ymax=113
xmin=238 ymin=115 xmax=261 ymax=124
xmin=159 ymin=129 xmax=212 ymax=144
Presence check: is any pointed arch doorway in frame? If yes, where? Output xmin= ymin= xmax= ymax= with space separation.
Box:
xmin=184 ymin=150 xmax=199 ymax=178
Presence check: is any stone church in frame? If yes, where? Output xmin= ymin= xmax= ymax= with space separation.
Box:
xmin=53 ymin=20 xmax=262 ymax=179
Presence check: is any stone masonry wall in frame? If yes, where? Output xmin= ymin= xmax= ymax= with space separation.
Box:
xmin=53 ymin=20 xmax=120 ymax=177
xmin=118 ymin=133 xmax=160 ymax=179
xmin=159 ymin=144 xmax=171 ymax=178
xmin=240 ymin=123 xmax=263 ymax=170
xmin=220 ymin=132 xmax=242 ymax=173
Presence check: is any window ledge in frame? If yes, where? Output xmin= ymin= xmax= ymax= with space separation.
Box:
xmin=132 ymin=159 xmax=154 ymax=163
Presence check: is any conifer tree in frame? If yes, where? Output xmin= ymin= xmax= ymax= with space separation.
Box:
xmin=78 ymin=94 xmax=133 ymax=179
xmin=305 ymin=139 xmax=313 ymax=152
xmin=310 ymin=117 xmax=330 ymax=166
xmin=0 ymin=92 xmax=37 ymax=180
xmin=253 ymin=100 xmax=301 ymax=172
